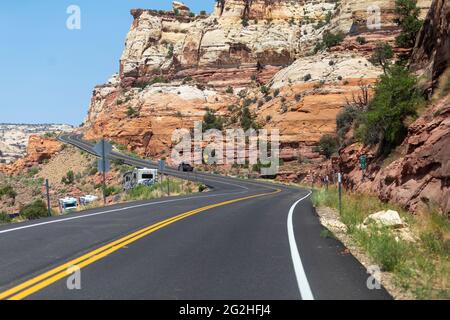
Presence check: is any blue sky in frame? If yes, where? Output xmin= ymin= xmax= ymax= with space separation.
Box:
xmin=0 ymin=1 xmax=215 ymax=125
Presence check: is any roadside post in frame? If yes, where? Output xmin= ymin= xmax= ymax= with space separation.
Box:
xmin=167 ymin=175 xmax=170 ymax=196
xmin=94 ymin=139 xmax=112 ymax=205
xmin=325 ymin=175 xmax=329 ymax=190
xmin=359 ymin=154 xmax=367 ymax=181
xmin=338 ymin=172 xmax=342 ymax=215
xmin=159 ymin=160 xmax=167 ymax=195
xmin=45 ymin=179 xmax=51 ymax=217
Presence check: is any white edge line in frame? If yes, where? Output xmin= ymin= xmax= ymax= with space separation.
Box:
xmin=0 ymin=191 xmax=247 ymax=235
xmin=287 ymin=191 xmax=314 ymax=300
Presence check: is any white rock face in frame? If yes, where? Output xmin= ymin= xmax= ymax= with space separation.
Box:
xmin=119 ymin=0 xmax=339 ymax=78
xmin=270 ymin=52 xmax=382 ymax=89
xmin=142 ymin=84 xmax=217 ymax=101
xmin=364 ymin=210 xmax=404 ymax=228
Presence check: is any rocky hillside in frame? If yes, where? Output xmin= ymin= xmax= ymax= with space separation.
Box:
xmin=330 ymin=0 xmax=450 ymax=216
xmin=79 ymin=0 xmax=450 ymax=216
xmin=83 ymin=0 xmax=432 ymax=160
xmin=411 ymin=0 xmax=450 ymax=93
xmin=0 ymin=124 xmax=73 ymax=164
xmin=0 ymin=135 xmax=64 ymax=175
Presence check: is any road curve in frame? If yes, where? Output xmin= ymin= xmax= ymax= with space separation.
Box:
xmin=0 ymin=135 xmax=392 ymax=300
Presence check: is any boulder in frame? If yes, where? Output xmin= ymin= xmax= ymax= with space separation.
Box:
xmin=364 ymin=210 xmax=404 ymax=228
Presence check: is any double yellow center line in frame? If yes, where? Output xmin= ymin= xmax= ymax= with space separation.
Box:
xmin=0 ymin=188 xmax=281 ymax=300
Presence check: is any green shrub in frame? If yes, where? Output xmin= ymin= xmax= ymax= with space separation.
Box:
xmin=357 ymin=65 xmax=424 ymax=155
xmin=196 ymin=84 xmax=206 ymax=91
xmin=89 ymin=166 xmax=98 ymax=176
xmin=126 ymin=106 xmax=139 ymax=118
xmin=27 ymin=167 xmax=39 ymax=177
xmin=166 ymin=44 xmax=174 ymax=58
xmin=260 ymin=85 xmax=269 ymax=95
xmin=202 ymin=108 xmax=224 ymax=131
xmin=336 ymin=106 xmax=361 ymax=142
xmin=61 ymin=170 xmax=75 ymax=185
xmin=316 ymin=134 xmax=338 ymax=159
xmin=442 ymin=74 xmax=450 ymax=97
xmin=0 ymin=185 xmax=17 ymax=199
xmin=240 ymin=106 xmax=259 ymax=131
xmin=273 ymin=89 xmax=280 ymax=97
xmin=104 ymin=186 xmax=122 ymax=197
xmin=243 ymin=98 xmax=252 ymax=107
xmin=0 ymin=212 xmax=11 ymax=224
xmin=369 ymin=42 xmax=394 ymax=73
xmin=356 ymin=36 xmax=367 ymax=45
xmin=314 ymin=31 xmax=344 ymax=52
xmin=198 ymin=184 xmax=207 ymax=192
xmin=183 ymin=76 xmax=193 ymax=84
xmin=394 ymin=0 xmax=423 ymax=48
xmin=20 ymin=200 xmax=48 ymax=220
xmin=356 ymin=226 xmax=408 ymax=271
xmin=225 ymin=86 xmax=233 ymax=94
xmin=241 ymin=18 xmax=249 ymax=27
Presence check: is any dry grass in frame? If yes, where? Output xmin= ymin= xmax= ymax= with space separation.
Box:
xmin=313 ymin=187 xmax=450 ymax=299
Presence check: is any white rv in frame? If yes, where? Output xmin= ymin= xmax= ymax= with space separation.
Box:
xmin=58 ymin=197 xmax=78 ymax=213
xmin=123 ymin=168 xmax=158 ymax=190
xmin=80 ymin=195 xmax=99 ymax=206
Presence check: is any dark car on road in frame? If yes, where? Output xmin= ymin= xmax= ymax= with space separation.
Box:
xmin=178 ymin=162 xmax=194 ymax=172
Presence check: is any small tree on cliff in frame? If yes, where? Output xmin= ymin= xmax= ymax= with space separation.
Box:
xmin=394 ymin=0 xmax=423 ymax=48
xmin=369 ymin=42 xmax=394 ymax=74
xmin=357 ymin=65 xmax=424 ymax=155
xmin=202 ymin=108 xmax=224 ymax=132
xmin=316 ymin=135 xmax=339 ymax=159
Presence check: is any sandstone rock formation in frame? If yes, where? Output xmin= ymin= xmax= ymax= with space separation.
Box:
xmin=0 ymin=135 xmax=63 ymax=175
xmin=119 ymin=0 xmax=338 ymax=90
xmin=338 ymin=96 xmax=449 ymax=215
xmin=410 ymin=0 xmax=450 ymax=92
xmin=86 ymin=0 xmax=413 ymax=158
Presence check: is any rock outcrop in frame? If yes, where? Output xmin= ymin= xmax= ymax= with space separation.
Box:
xmin=329 ymin=0 xmax=450 ymax=216
xmin=337 ymin=96 xmax=450 ymax=215
xmin=0 ymin=135 xmax=63 ymax=175
xmin=86 ymin=0 xmax=413 ymax=158
xmin=410 ymin=0 xmax=450 ymax=92
xmin=119 ymin=0 xmax=339 ymax=90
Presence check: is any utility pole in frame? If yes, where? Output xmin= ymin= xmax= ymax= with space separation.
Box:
xmin=167 ymin=174 xmax=170 ymax=196
xmin=94 ymin=139 xmax=112 ymax=206
xmin=338 ymin=172 xmax=342 ymax=215
xmin=102 ymin=139 xmax=107 ymax=205
xmin=45 ymin=179 xmax=51 ymax=217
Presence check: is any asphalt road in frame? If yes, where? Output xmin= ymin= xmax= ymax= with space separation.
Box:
xmin=0 ymin=135 xmax=392 ymax=300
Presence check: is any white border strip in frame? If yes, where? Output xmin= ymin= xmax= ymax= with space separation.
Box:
xmin=287 ymin=191 xmax=314 ymax=300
